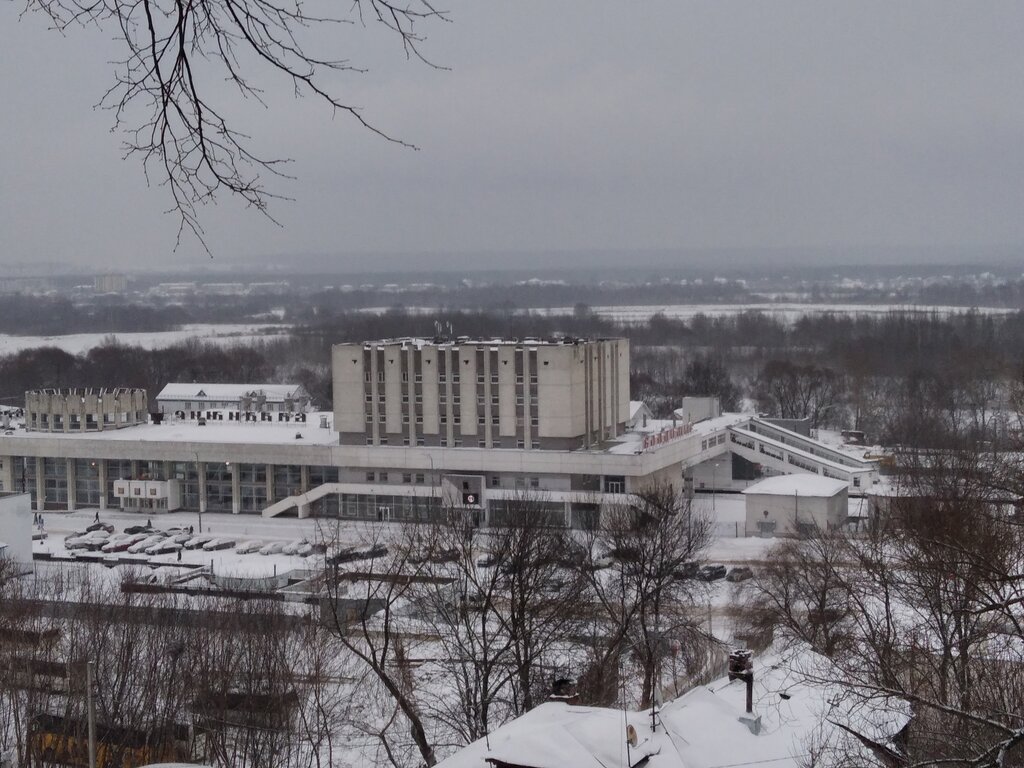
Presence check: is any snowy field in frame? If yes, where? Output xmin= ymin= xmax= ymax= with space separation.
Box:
xmin=0 ymin=323 xmax=291 ymax=356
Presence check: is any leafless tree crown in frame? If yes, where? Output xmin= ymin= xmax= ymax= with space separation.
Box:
xmin=23 ymin=0 xmax=445 ymax=249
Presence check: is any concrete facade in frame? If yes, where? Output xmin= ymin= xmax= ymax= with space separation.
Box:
xmin=333 ymin=338 xmax=629 ymax=450
xmin=25 ymin=389 xmax=147 ymax=433
xmin=743 ymin=475 xmax=849 ymax=537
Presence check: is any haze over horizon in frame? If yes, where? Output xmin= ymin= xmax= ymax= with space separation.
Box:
xmin=3 ymin=2 xmax=1024 ymax=268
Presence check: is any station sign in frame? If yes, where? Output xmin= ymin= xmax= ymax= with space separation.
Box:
xmin=641 ymin=422 xmax=693 ymax=452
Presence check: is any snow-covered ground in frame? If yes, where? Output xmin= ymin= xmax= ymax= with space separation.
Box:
xmin=0 ymin=323 xmax=291 ymax=356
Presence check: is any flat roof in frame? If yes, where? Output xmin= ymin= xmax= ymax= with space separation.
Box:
xmin=742 ymin=474 xmax=849 ymax=497
xmin=352 ymin=336 xmax=622 ymax=349
xmin=156 ymin=383 xmax=304 ymax=402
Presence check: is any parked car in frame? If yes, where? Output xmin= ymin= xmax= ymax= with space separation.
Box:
xmin=203 ymin=538 xmax=236 ymax=552
xmin=698 ymin=564 xmax=728 ymax=582
xmin=234 ymin=540 xmax=263 ymax=555
xmin=726 ymin=566 xmax=754 ymax=583
xmin=259 ymin=541 xmax=285 ymax=556
xmin=476 ymin=553 xmax=498 ymax=568
xmin=86 ymin=522 xmax=115 ymax=534
xmin=146 ymin=540 xmax=183 ymax=556
xmin=183 ymin=536 xmax=213 ymax=550
xmin=128 ymin=534 xmax=166 ymax=554
xmin=169 ymin=532 xmax=193 ymax=544
xmin=65 ymin=531 xmax=110 ymax=550
xmin=102 ymin=533 xmax=148 ymax=553
xmin=282 ymin=539 xmax=308 ymax=556
xmin=124 ymin=524 xmax=153 ymax=535
xmin=295 ymin=542 xmax=314 ymax=557
xmin=673 ymin=562 xmax=700 ymax=580
xmin=32 ymin=530 xmax=48 ymax=541
xmin=327 ymin=544 xmax=388 ymax=565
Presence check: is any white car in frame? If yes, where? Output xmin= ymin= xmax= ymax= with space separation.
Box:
xmin=128 ymin=534 xmax=166 ymax=554
xmin=102 ymin=533 xmax=148 ymax=553
xmin=145 ymin=540 xmax=183 ymax=556
xmin=295 ymin=542 xmax=313 ymax=557
xmin=281 ymin=539 xmax=308 ymax=556
xmin=203 ymin=538 xmax=236 ymax=552
xmin=65 ymin=531 xmax=110 ymax=550
xmin=235 ymin=540 xmax=263 ymax=555
xmin=259 ymin=541 xmax=285 ymax=556
xmin=169 ymin=532 xmax=193 ymax=544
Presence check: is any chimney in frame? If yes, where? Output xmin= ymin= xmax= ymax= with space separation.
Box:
xmin=549 ymin=677 xmax=579 ymax=704
xmin=729 ymin=648 xmax=761 ymax=735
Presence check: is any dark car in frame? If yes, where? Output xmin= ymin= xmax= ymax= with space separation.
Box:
xmin=86 ymin=522 xmax=115 ymax=534
xmin=673 ymin=562 xmax=700 ymax=580
xmin=726 ymin=566 xmax=754 ymax=583
xmin=698 ymin=564 xmax=727 ymax=582
xmin=124 ymin=524 xmax=153 ymax=535
xmin=328 ymin=544 xmax=388 ymax=566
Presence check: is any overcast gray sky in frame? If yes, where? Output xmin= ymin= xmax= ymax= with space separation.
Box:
xmin=2 ymin=2 xmax=1023 ymax=269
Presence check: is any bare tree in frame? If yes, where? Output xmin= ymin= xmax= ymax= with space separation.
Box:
xmin=22 ymin=0 xmax=445 ymax=247
xmin=580 ymin=483 xmax=713 ymax=709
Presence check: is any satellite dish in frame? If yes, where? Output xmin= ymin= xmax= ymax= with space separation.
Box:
xmin=626 ymin=724 xmax=638 ymax=747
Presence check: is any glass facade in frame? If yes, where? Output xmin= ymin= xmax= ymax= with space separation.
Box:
xmin=74 ymin=459 xmax=102 ymax=507
xmin=340 ymin=493 xmax=441 ymax=522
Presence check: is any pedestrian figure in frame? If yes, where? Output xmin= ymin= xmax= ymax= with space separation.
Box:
xmin=94 ymin=511 xmax=100 ymax=523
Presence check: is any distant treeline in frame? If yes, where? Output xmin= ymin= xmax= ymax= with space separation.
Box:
xmin=2 ymin=308 xmax=1021 ymax=447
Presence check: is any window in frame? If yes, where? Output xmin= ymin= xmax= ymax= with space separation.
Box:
xmin=403 ymin=473 xmax=412 ymax=483
xmin=403 ymin=415 xmax=410 ymax=423
xmin=516 ymin=375 xmax=524 ymax=384
xmin=531 ymin=441 xmax=540 ymax=449
xmin=403 ymin=438 xmax=410 ymax=445
xmin=402 ymin=394 xmax=409 ymax=403
xmin=402 ymin=371 xmax=409 ymax=382
xmin=364 ymin=372 xmax=371 ymax=382
xmin=453 ymin=395 xmax=461 ymax=405
xmin=380 ymin=472 xmax=388 ymax=482
xmin=530 ymin=477 xmax=540 ymax=489
xmin=365 ymin=393 xmax=373 ymax=402
xmin=478 ymin=416 xmax=486 ymax=426
xmin=415 ymin=394 xmax=423 ymax=403
xmin=516 ymin=440 xmax=525 ymax=449
xmin=366 ymin=437 xmax=374 ymax=445
xmin=490 ymin=476 xmax=500 ymax=488
xmin=514 ymin=477 xmax=525 ymax=489
xmin=380 ymin=438 xmax=389 ymax=445
xmin=378 ymin=371 xmax=385 ymax=382
xmin=440 ymin=437 xmax=448 ymax=447
xmin=477 ymin=374 xmax=485 ymax=384
xmin=415 ymin=473 xmax=425 ymax=484
xmin=379 ymin=414 xmax=386 ymax=423
xmin=478 ymin=440 xmax=486 ymax=447
xmin=366 ymin=471 xmax=375 ymax=482
xmin=416 ymin=438 xmax=425 ymax=447
xmin=365 ymin=413 xmax=373 ymax=423
xmin=529 ymin=374 xmax=538 ymax=384
xmin=454 ymin=440 xmax=463 ymax=447
xmin=414 ymin=374 xmax=423 ymax=383
xmin=491 ymin=375 xmax=498 ymax=384
xmin=531 ymin=417 xmax=539 ymax=427
xmin=415 ymin=415 xmax=424 ymax=424
xmin=453 ymin=416 xmax=461 ymax=425
xmin=516 ymin=396 xmax=525 ymax=406
xmin=452 ymin=374 xmax=460 ymax=383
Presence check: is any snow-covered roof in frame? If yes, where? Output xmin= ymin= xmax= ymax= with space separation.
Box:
xmin=628 ymin=401 xmax=648 ymax=420
xmin=436 ymin=650 xmax=910 ymax=768
xmin=742 ymin=475 xmax=849 ymax=498
xmin=155 ymin=383 xmax=305 ymax=403
xmin=435 ymin=701 xmax=657 ymax=768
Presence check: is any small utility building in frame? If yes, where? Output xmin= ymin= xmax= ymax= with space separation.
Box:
xmin=743 ymin=475 xmax=848 ymax=537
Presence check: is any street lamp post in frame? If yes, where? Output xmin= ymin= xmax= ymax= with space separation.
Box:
xmin=86 ymin=661 xmax=97 ymax=768
xmin=193 ymin=452 xmax=204 ymax=534
xmin=711 ymin=461 xmax=722 ymax=510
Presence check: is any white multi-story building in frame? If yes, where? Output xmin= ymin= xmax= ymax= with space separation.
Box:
xmin=0 ymin=337 xmax=879 ymax=526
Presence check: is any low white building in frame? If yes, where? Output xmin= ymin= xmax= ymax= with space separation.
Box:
xmin=156 ymin=383 xmax=311 ymax=415
xmin=0 ymin=493 xmax=33 ymax=573
xmin=743 ymin=474 xmax=849 ymax=537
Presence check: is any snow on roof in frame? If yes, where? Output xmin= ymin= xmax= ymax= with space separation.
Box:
xmin=437 ymin=650 xmax=910 ymax=768
xmin=628 ymin=401 xmax=647 ymax=420
xmin=155 ymin=383 xmax=305 ymax=402
xmin=435 ymin=702 xmax=656 ymax=768
xmin=742 ymin=474 xmax=849 ymax=498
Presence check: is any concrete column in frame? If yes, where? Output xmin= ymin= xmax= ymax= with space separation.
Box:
xmin=66 ymin=458 xmax=76 ymax=512
xmin=266 ymin=464 xmax=275 ymax=504
xmin=163 ymin=461 xmax=172 ymax=482
xmin=35 ymin=457 xmax=45 ymax=512
xmin=297 ymin=503 xmax=310 ymax=519
xmin=198 ymin=462 xmax=208 ymax=515
xmin=564 ymin=501 xmax=572 ymax=528
xmin=130 ymin=460 xmax=139 ymax=480
xmin=231 ymin=464 xmax=241 ymax=514
xmin=300 ymin=464 xmax=310 ymax=493
xmin=98 ymin=460 xmax=108 ymax=511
